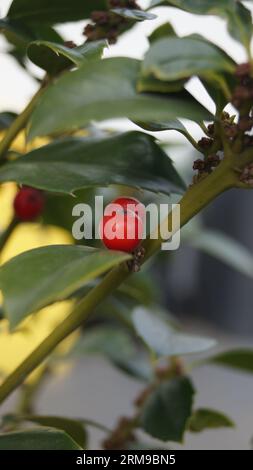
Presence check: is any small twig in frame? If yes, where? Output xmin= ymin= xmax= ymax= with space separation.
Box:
xmin=0 ymin=217 xmax=19 ymax=253
xmin=0 ymin=85 xmax=46 ymax=161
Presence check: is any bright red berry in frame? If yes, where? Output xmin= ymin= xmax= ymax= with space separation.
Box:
xmin=14 ymin=187 xmax=45 ymax=221
xmin=100 ymin=197 xmax=144 ymax=253
xmin=111 ymin=197 xmax=145 ymax=221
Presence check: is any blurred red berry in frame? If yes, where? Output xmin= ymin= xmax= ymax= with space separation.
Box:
xmin=14 ymin=187 xmax=45 ymax=221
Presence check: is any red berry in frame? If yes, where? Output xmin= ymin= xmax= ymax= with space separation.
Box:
xmin=14 ymin=187 xmax=45 ymax=221
xmin=100 ymin=198 xmax=144 ymax=253
xmin=111 ymin=197 xmax=145 ymax=221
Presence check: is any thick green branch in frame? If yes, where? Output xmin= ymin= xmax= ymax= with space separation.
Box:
xmin=0 ymin=87 xmax=44 ymax=161
xmin=0 ymin=159 xmax=235 ymax=405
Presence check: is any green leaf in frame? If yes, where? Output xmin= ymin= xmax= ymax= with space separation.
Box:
xmin=149 ymin=1 xmax=252 ymax=50
xmin=137 ymin=75 xmax=186 ymax=94
xmin=142 ymin=36 xmax=235 ymax=82
xmin=27 ymin=40 xmax=107 ymax=75
xmin=140 ymin=377 xmax=195 ymax=442
xmin=134 ymin=118 xmax=187 ymax=133
xmin=0 ymin=17 xmax=63 ymax=71
xmin=0 ymin=17 xmax=32 ymax=48
xmin=111 ymin=8 xmax=157 ymax=21
xmin=113 ymin=353 xmax=153 ymax=382
xmin=7 ymin=0 xmax=108 ymax=25
xmin=188 ymin=408 xmax=234 ymax=433
xmin=0 ymin=112 xmax=17 ymax=130
xmin=0 ymin=245 xmax=131 ymax=329
xmin=71 ymin=326 xmax=135 ymax=362
xmin=132 ymin=307 xmax=216 ymax=357
xmin=134 ymin=119 xmax=198 ymax=148
xmin=24 ymin=415 xmax=87 ymax=448
xmin=209 ymin=349 xmax=253 ymax=374
xmin=0 ymin=18 xmax=62 ymax=55
xmin=0 ymin=428 xmax=81 ymax=450
xmin=185 ymin=228 xmax=253 ymax=279
xmin=0 ymin=132 xmax=186 ymax=195
xmin=71 ymin=326 xmax=153 ymax=382
xmin=148 ymin=22 xmax=176 ymax=43
xmin=28 ymin=57 xmax=212 ymax=140
xmin=43 ymin=188 xmax=95 ymax=232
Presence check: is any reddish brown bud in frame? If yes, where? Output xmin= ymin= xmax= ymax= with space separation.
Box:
xmin=233 ymin=85 xmax=252 ymax=100
xmin=243 ymin=135 xmax=253 ymax=147
xmin=91 ymin=10 xmax=110 ymax=25
xmin=106 ymin=28 xmax=118 ymax=44
xmin=193 ymin=159 xmax=206 ymax=171
xmin=235 ymin=62 xmax=251 ymax=79
xmin=238 ymin=117 xmax=253 ymax=131
xmin=109 ymin=0 xmax=123 ymax=6
xmin=198 ymin=137 xmax=213 ymax=150
xmin=206 ymin=154 xmax=220 ymax=167
xmin=64 ymin=41 xmax=77 ymax=49
xmin=207 ymin=123 xmax=215 ymax=136
xmin=221 ymin=111 xmax=230 ymax=121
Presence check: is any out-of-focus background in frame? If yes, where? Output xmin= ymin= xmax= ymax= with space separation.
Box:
xmin=1 ymin=0 xmax=253 ymax=450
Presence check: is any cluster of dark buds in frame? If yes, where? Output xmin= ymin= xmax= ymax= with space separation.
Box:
xmin=192 ymin=127 xmax=219 ymax=184
xmin=232 ymin=63 xmax=253 ymax=113
xmin=63 ymin=41 xmax=77 ymax=49
xmin=192 ymin=154 xmax=220 ymax=184
xmin=230 ymin=63 xmax=253 ymax=154
xmin=127 ymin=246 xmax=145 ymax=273
xmin=84 ymin=0 xmax=141 ymax=44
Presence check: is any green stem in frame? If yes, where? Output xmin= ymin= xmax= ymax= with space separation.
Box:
xmin=199 ymin=122 xmax=209 ymax=136
xmin=0 ymin=87 xmax=44 ymax=161
xmin=0 ymin=159 xmax=235 ymax=405
xmin=0 ymin=218 xmax=19 ymax=253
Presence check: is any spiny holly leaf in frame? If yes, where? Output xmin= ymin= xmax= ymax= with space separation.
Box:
xmin=0 ymin=428 xmax=81 ymax=450
xmin=28 ymin=57 xmax=212 ymax=140
xmin=142 ymin=36 xmax=235 ymax=82
xmin=188 ymin=408 xmax=234 ymax=433
xmin=149 ymin=1 xmax=252 ymax=50
xmin=23 ymin=415 xmax=87 ymax=448
xmin=27 ymin=40 xmax=107 ymax=75
xmin=134 ymin=119 xmax=198 ymax=148
xmin=208 ymin=349 xmax=253 ymax=374
xmin=140 ymin=377 xmax=195 ymax=442
xmin=0 ymin=132 xmax=186 ymax=195
xmin=0 ymin=245 xmax=131 ymax=329
xmin=7 ymin=0 xmax=108 ymax=25
xmin=132 ymin=307 xmax=216 ymax=357
xmin=111 ymin=8 xmax=157 ymax=21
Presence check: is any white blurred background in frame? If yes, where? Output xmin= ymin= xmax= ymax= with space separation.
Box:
xmin=1 ymin=0 xmax=253 ymax=450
